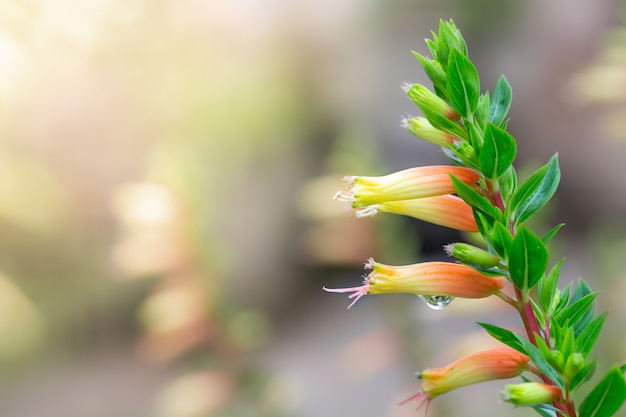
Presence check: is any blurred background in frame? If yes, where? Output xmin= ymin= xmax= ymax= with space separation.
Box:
xmin=0 ymin=0 xmax=625 ymax=416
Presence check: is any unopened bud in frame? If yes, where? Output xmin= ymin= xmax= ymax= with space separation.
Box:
xmin=403 ymin=117 xmax=456 ymax=147
xmin=444 ymin=243 xmax=500 ymax=267
xmin=502 ymin=382 xmax=561 ymax=405
xmin=564 ymin=353 xmax=584 ymax=381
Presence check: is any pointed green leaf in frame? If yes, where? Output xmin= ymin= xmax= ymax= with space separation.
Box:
xmin=451 ymin=175 xmax=502 ymax=221
xmin=542 ymin=223 xmax=565 ymax=245
xmin=514 ymin=334 xmax=565 ymax=390
xmin=498 ymin=165 xmax=517 ymax=205
xmin=475 ymin=92 xmax=490 ymax=127
xmin=578 ymin=367 xmax=626 ymax=417
xmin=554 ymin=292 xmax=597 ymax=328
xmin=488 ymin=221 xmax=514 ymax=259
xmin=539 ymin=258 xmax=565 ymax=313
xmin=577 ymin=312 xmax=608 ymax=356
xmin=447 ymin=48 xmax=480 ymax=118
xmin=412 ymin=51 xmax=448 ymax=97
xmin=570 ymin=358 xmax=597 ymax=391
xmin=511 ymin=154 xmax=561 ymax=226
xmin=508 ymin=227 xmax=548 ymax=291
xmin=477 ymin=322 xmax=526 ymax=353
xmin=489 ymin=75 xmax=512 ymax=126
xmin=479 ymin=123 xmax=517 ymax=179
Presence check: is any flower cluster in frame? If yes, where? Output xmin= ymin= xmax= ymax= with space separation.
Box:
xmin=324 ymin=19 xmax=626 ymax=417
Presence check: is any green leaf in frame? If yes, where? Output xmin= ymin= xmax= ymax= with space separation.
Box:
xmin=446 ymin=48 xmax=480 ymax=118
xmin=479 ymin=123 xmax=517 ymax=179
xmin=570 ymin=359 xmax=597 ymax=391
xmin=412 ymin=51 xmax=448 ymax=97
xmin=554 ymin=292 xmax=597 ymax=328
xmin=475 ymin=92 xmax=490 ymax=127
xmin=498 ymin=165 xmax=517 ymax=205
xmin=508 ymin=227 xmax=548 ymax=291
xmin=436 ymin=19 xmax=467 ymax=68
xmin=576 ymin=312 xmax=608 ymax=356
xmin=578 ymin=367 xmax=626 ymax=417
xmin=542 ymin=223 xmax=565 ymax=245
xmin=450 ymin=175 xmax=502 ymax=221
xmin=477 ymin=322 xmax=527 ymax=353
xmin=531 ymin=405 xmax=563 ymax=417
xmin=488 ymin=221 xmax=514 ymax=259
xmin=558 ymin=283 xmax=572 ymax=310
xmin=538 ymin=258 xmax=565 ymax=314
xmin=571 ymin=279 xmax=593 ymax=304
xmin=511 ymin=154 xmax=561 ymax=226
xmin=515 ymin=334 xmax=565 ymax=390
xmin=489 ymin=75 xmax=512 ymax=126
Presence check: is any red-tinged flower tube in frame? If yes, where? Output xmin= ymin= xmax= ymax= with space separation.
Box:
xmin=420 ymin=348 xmax=530 ymax=399
xmin=355 ymin=195 xmax=479 ymax=233
xmin=323 ymin=258 xmax=504 ymax=308
xmin=334 ymin=165 xmax=479 ymax=208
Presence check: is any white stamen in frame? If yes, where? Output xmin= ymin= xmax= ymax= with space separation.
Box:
xmin=401 ymin=81 xmax=414 ymax=93
xmin=355 ymin=205 xmax=380 ymax=218
xmin=364 ymin=257 xmax=376 ymax=269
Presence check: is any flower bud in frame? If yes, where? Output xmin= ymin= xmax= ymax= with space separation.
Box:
xmin=333 ymin=165 xmax=479 ymax=208
xmin=356 ymin=195 xmax=478 ymax=233
xmin=405 ymin=83 xmax=459 ymax=121
xmin=564 ymin=353 xmax=584 ymax=381
xmin=323 ymin=258 xmax=505 ymax=308
xmin=444 ymin=243 xmax=500 ymax=266
xmin=402 ymin=116 xmax=457 ymax=147
xmin=502 ymin=382 xmax=561 ymax=405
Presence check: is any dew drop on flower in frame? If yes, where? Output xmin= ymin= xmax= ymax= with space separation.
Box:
xmin=419 ymin=295 xmax=454 ymax=310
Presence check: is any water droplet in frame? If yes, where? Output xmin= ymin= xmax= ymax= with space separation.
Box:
xmin=419 ymin=295 xmax=454 ymax=310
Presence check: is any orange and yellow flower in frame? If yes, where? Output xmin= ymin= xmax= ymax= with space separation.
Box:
xmin=356 ymin=194 xmax=478 ymax=232
xmin=334 ymin=165 xmax=479 ymax=208
xmin=323 ymin=258 xmax=504 ymax=308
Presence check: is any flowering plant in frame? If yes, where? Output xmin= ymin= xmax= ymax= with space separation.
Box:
xmin=325 ymin=20 xmax=626 ymax=416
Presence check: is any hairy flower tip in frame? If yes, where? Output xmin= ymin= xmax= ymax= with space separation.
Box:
xmin=398 ymin=390 xmax=431 ymax=414
xmin=322 ymin=278 xmax=370 ymax=309
xmin=334 ymin=165 xmax=479 ymax=208
xmin=501 ymin=382 xmax=561 ymax=405
xmin=377 ymin=195 xmax=478 ymax=232
xmin=418 ymin=348 xmax=531 ymax=399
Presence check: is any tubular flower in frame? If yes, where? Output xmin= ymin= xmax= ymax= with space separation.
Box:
xmin=356 ymin=195 xmax=478 ymax=232
xmin=420 ymin=348 xmax=530 ymax=399
xmin=502 ymin=382 xmax=562 ymax=405
xmin=334 ymin=165 xmax=479 ymax=208
xmin=323 ymin=258 xmax=504 ymax=308
xmin=402 ymin=116 xmax=457 ymax=147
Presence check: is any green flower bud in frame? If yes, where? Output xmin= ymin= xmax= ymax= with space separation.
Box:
xmin=403 ymin=117 xmax=456 ymax=147
xmin=405 ymin=83 xmax=458 ymax=121
xmin=564 ymin=353 xmax=584 ymax=381
xmin=548 ymin=350 xmax=565 ymax=370
xmin=502 ymin=382 xmax=561 ymax=405
xmin=404 ymin=84 xmax=468 ymax=141
xmin=444 ymin=243 xmax=500 ymax=267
